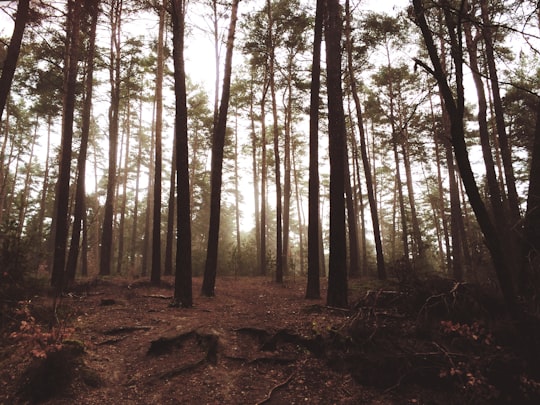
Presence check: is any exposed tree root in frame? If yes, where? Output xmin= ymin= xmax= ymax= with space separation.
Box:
xmin=147 ymin=330 xmax=219 ymax=363
xmin=157 ymin=357 xmax=207 ymax=380
xmin=255 ymin=373 xmax=294 ymax=405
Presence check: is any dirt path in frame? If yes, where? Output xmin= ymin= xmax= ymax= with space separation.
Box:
xmin=3 ymin=276 xmax=538 ymax=404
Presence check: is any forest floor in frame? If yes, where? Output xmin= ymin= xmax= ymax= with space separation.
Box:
xmin=1 ymin=275 xmax=540 ymax=404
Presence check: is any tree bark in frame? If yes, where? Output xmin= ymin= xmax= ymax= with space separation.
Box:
xmin=100 ymin=0 xmax=123 ymax=276
xmin=325 ymin=0 xmax=348 ymax=308
xmin=0 ymin=0 xmax=30 ymax=124
xmin=344 ymin=0 xmax=385 ymax=280
xmin=66 ymin=0 xmax=99 ymax=285
xmin=413 ymin=0 xmax=517 ymax=315
xmin=51 ymin=0 xmax=82 ymax=289
xmin=201 ymin=0 xmax=240 ymax=297
xmin=306 ymin=0 xmax=323 ymax=299
xmin=151 ymin=0 xmax=166 ymax=286
xmin=171 ymin=0 xmax=192 ymax=307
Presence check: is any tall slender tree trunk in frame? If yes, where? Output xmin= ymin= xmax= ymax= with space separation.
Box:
xmin=413 ymin=0 xmax=517 ymax=315
xmin=266 ymin=0 xmax=283 ymax=284
xmin=130 ymin=101 xmax=144 ymax=269
xmin=100 ymin=0 xmax=123 ymax=276
xmin=51 ymin=0 xmax=82 ymax=289
xmin=171 ymin=0 xmax=192 ymax=307
xmin=345 ymin=0 xmax=385 ymax=280
xmin=142 ymin=102 xmax=155 ymax=277
xmin=464 ymin=18 xmax=510 ymax=274
xmin=201 ymin=0 xmax=240 ymax=297
xmin=37 ymin=116 xmax=52 ymax=246
xmin=325 ymin=0 xmax=348 ymax=308
xmin=249 ymin=75 xmax=261 ymax=275
xmin=260 ymin=85 xmax=268 ymax=276
xmin=66 ymin=0 xmax=99 ymax=284
xmin=0 ymin=0 xmax=30 ymax=123
xmin=479 ymin=0 xmax=521 ymax=229
xmin=151 ymin=0 xmax=166 ymax=286
xmin=16 ymin=123 xmax=36 ymax=238
xmin=344 ymin=139 xmax=360 ymax=277
xmin=116 ymin=99 xmax=131 ymax=275
xmin=306 ymin=0 xmax=323 ymax=299
xmin=282 ymin=77 xmax=293 ymax=279
xmin=233 ymin=110 xmax=241 ymax=276
xmin=292 ymin=148 xmax=305 ymax=276
xmin=0 ymin=104 xmax=11 ymax=224
xmin=164 ymin=133 xmax=177 ymax=277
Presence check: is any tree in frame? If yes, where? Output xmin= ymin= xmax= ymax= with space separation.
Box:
xmin=66 ymin=0 xmax=100 ymax=285
xmin=325 ymin=0 xmax=348 ymax=308
xmin=0 ymin=0 xmax=30 ymax=124
xmin=412 ymin=0 xmax=517 ymax=315
xmin=171 ymin=0 xmax=192 ymax=307
xmin=51 ymin=0 xmax=83 ymax=289
xmin=306 ymin=0 xmax=323 ymax=300
xmin=202 ymin=0 xmax=240 ymax=297
xmin=344 ymin=0 xmax=386 ymax=280
xmin=100 ymin=0 xmax=123 ymax=276
xmin=151 ymin=0 xmax=166 ymax=286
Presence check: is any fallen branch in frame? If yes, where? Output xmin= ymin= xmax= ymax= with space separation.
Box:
xmin=143 ymin=294 xmax=173 ymax=300
xmin=255 ymin=373 xmax=294 ymax=405
xmin=103 ymin=325 xmax=152 ymax=335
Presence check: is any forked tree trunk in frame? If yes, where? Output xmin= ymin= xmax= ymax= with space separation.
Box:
xmin=413 ymin=0 xmax=517 ymax=315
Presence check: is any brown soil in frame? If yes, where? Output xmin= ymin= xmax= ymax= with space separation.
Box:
xmin=1 ymin=276 xmax=539 ymax=404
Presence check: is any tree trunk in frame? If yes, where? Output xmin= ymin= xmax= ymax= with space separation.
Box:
xmin=344 ymin=139 xmax=360 ymax=277
xmin=282 ymin=72 xmax=293 ymax=279
xmin=201 ymin=0 xmax=240 ymax=297
xmin=413 ymin=0 xmax=517 ymax=315
xmin=130 ymin=101 xmax=144 ymax=269
xmin=249 ymin=74 xmax=262 ymax=275
xmin=66 ymin=0 xmax=99 ymax=285
xmin=116 ymin=97 xmax=131 ymax=276
xmin=100 ymin=0 xmax=123 ymax=276
xmin=164 ymin=131 xmax=177 ymax=277
xmin=306 ymin=0 xmax=323 ymax=299
xmin=479 ymin=0 xmax=521 ymax=229
xmin=233 ymin=111 xmax=241 ymax=276
xmin=325 ymin=0 xmax=348 ymax=308
xmin=171 ymin=0 xmax=192 ymax=307
xmin=259 ymin=81 xmax=268 ymax=277
xmin=16 ymin=123 xmax=36 ymax=239
xmin=151 ymin=0 xmax=166 ymax=286
xmin=266 ymin=0 xmax=283 ymax=284
xmin=0 ymin=0 xmax=30 ymax=123
xmin=344 ymin=0 xmax=385 ymax=280
xmin=51 ymin=0 xmax=82 ymax=289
